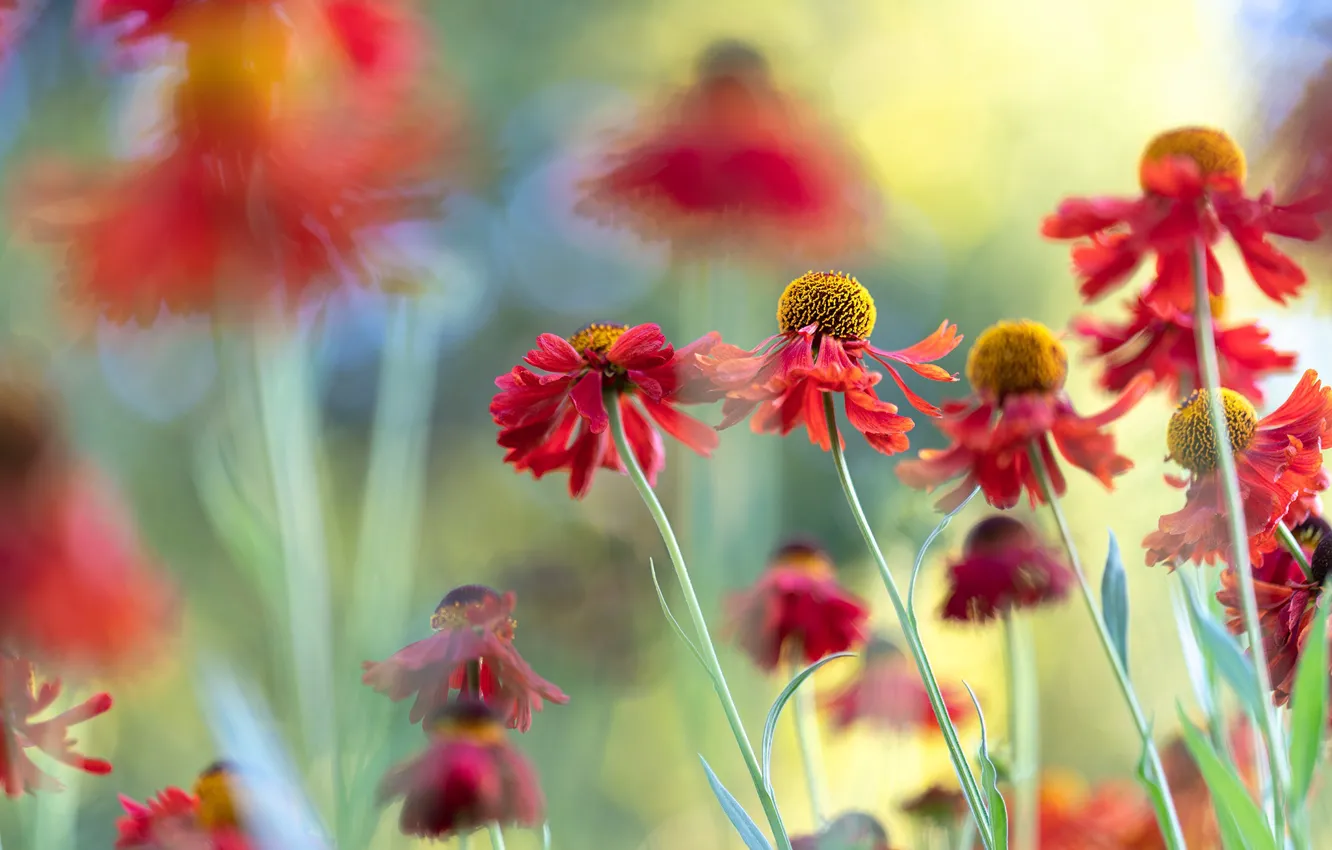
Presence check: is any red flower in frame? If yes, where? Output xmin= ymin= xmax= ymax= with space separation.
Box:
xmin=1036 ymin=772 xmax=1151 ymax=850
xmin=115 ymin=763 xmax=253 ymax=849
xmin=362 ymin=585 xmax=568 ymax=732
xmin=1072 ymin=295 xmax=1295 ymax=404
xmin=897 ymin=320 xmax=1148 ymax=510
xmin=578 ymin=40 xmax=873 ymax=263
xmin=940 ymin=516 xmax=1072 ymax=622
xmin=1144 ymin=370 xmax=1332 ymax=568
xmin=822 ymin=636 xmax=967 ymax=733
xmin=791 ymin=812 xmax=895 ymax=850
xmin=1042 ymin=126 xmax=1324 ymax=312
xmin=0 ymin=655 xmax=112 ymax=796
xmin=700 ymin=271 xmax=961 ymax=454
xmin=378 ymin=700 xmax=544 ymax=840
xmin=491 ymin=323 xmax=719 ymax=499
xmin=725 ymin=540 xmax=869 ymax=672
xmin=116 ymin=787 xmax=202 ymax=848
xmin=901 ymin=784 xmax=967 ymax=827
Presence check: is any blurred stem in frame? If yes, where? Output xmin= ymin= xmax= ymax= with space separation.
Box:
xmin=1026 ymin=444 xmax=1187 ymax=850
xmin=820 ymin=393 xmax=994 ymax=849
xmin=1189 ymin=237 xmax=1289 ymax=839
xmin=1003 ymin=614 xmax=1039 ymax=850
xmin=1276 ymin=521 xmax=1313 ymax=580
xmin=606 ymin=389 xmax=793 ymax=850
xmin=488 ymin=824 xmax=506 ymax=850
xmin=1192 ymin=568 xmax=1234 ymax=767
xmin=787 ymin=658 xmax=829 ymax=827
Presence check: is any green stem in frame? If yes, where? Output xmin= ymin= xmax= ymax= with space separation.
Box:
xmin=606 ymin=390 xmax=792 ymax=850
xmin=820 ymin=393 xmax=994 ymax=848
xmin=488 ymin=824 xmax=506 ymax=850
xmin=1276 ymin=521 xmax=1313 ymax=581
xmin=1003 ymin=614 xmax=1039 ymax=850
xmin=1188 ymin=237 xmax=1289 ymax=839
xmin=1026 ymin=445 xmax=1188 ymax=850
xmin=788 ymin=658 xmax=829 ymax=827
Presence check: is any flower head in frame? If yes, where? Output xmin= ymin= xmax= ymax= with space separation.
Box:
xmin=725 ymin=540 xmax=869 ymax=672
xmin=821 ymin=636 xmax=967 ymax=733
xmin=897 ymin=320 xmax=1148 ymax=510
xmin=0 ymin=655 xmax=112 ymax=796
xmin=1144 ymin=370 xmax=1332 ymax=568
xmin=378 ymin=700 xmax=544 ymax=840
xmin=1042 ymin=126 xmax=1324 ymax=312
xmin=791 ymin=811 xmax=894 ymax=850
xmin=492 ymin=323 xmax=719 ymax=499
xmin=901 ymin=784 xmax=967 ymax=828
xmin=1035 ymin=771 xmax=1151 ymax=850
xmin=362 ymin=585 xmax=568 ymax=732
xmin=941 ymin=516 xmax=1072 ymax=621
xmin=114 ymin=764 xmax=254 ymax=849
xmin=701 ymin=271 xmax=961 ymax=455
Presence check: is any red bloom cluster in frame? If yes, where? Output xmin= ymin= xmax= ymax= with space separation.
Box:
xmin=941 ymin=516 xmax=1071 ymax=622
xmin=115 ymin=762 xmax=252 ymax=849
xmin=1034 ymin=772 xmax=1153 ymax=850
xmin=822 ymin=636 xmax=967 ymax=733
xmin=0 ymin=656 xmax=112 ymax=796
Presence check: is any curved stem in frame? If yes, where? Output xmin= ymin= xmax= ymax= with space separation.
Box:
xmin=788 ymin=659 xmax=829 ymax=827
xmin=1189 ymin=238 xmax=1289 ymax=839
xmin=606 ymin=391 xmax=792 ymax=850
xmin=821 ymin=393 xmax=994 ymax=849
xmin=1004 ymin=614 xmax=1039 ymax=850
xmin=487 ymin=824 xmax=506 ymax=850
xmin=1276 ymin=521 xmax=1313 ymax=581
xmin=1026 ymin=445 xmax=1188 ymax=850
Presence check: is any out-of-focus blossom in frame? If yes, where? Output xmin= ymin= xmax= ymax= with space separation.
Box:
xmin=897 ymin=320 xmax=1148 ymax=510
xmin=378 ymin=700 xmax=544 ymax=840
xmin=725 ymin=540 xmax=869 ymax=672
xmin=1269 ymin=58 xmax=1332 ymax=222
xmin=491 ymin=323 xmax=718 ymax=499
xmin=0 ymin=655 xmax=112 ymax=796
xmin=1035 ymin=771 xmax=1151 ymax=850
xmin=901 ymin=784 xmax=967 ymax=828
xmin=579 ymin=39 xmax=874 ymax=264
xmin=1042 ymin=126 xmax=1324 ymax=312
xmin=362 ymin=585 xmax=568 ymax=732
xmin=822 ymin=636 xmax=966 ymax=733
xmin=114 ymin=762 xmax=252 ymax=848
xmin=0 ymin=0 xmax=42 ymax=60
xmin=1072 ymin=295 xmax=1295 ymax=404
xmin=699 ymin=270 xmax=961 ymax=455
xmin=1144 ymin=370 xmax=1332 ymax=567
xmin=941 ymin=516 xmax=1072 ymax=622
xmin=791 ymin=811 xmax=895 ymax=850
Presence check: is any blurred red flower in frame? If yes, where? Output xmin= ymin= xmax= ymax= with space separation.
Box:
xmin=941 ymin=516 xmax=1071 ymax=622
xmin=1036 ymin=771 xmax=1151 ymax=850
xmin=900 ymin=784 xmax=967 ymax=828
xmin=822 ymin=636 xmax=967 ymax=733
xmin=1144 ymin=370 xmax=1332 ymax=568
xmin=791 ymin=811 xmax=895 ymax=850
xmin=491 ymin=323 xmax=719 ymax=499
xmin=362 ymin=585 xmax=568 ymax=732
xmin=378 ymin=700 xmax=544 ymax=840
xmin=0 ymin=655 xmax=112 ymax=796
xmin=699 ymin=271 xmax=961 ymax=455
xmin=1042 ymin=126 xmax=1324 ymax=312
xmin=115 ymin=762 xmax=252 ymax=849
xmin=897 ymin=320 xmax=1148 ymax=510
xmin=579 ymin=40 xmax=874 ymax=264
xmin=725 ymin=540 xmax=869 ymax=672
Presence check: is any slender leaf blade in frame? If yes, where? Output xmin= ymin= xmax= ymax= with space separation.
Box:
xmin=699 ymin=755 xmax=774 ymax=850
xmin=1176 ymin=708 xmax=1277 ymax=850
xmin=1101 ymin=532 xmax=1130 ymax=674
xmin=907 ymin=487 xmax=979 ymax=626
xmin=759 ymin=653 xmax=854 ymax=791
xmin=1181 ymin=579 xmax=1266 ymax=719
xmin=1134 ymin=722 xmax=1186 ymax=850
xmin=1170 ymin=579 xmax=1216 ymax=719
xmin=648 ymin=558 xmax=710 ymax=675
xmin=1289 ymin=595 xmax=1330 ymax=805
xmin=964 ymin=683 xmax=1007 ymax=849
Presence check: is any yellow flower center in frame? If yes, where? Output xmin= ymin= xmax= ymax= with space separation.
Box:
xmin=1166 ymin=388 xmax=1258 ymax=474
xmin=568 ymin=322 xmax=630 ymax=355
xmin=768 ymin=541 xmax=835 ymax=578
xmin=194 ymin=762 xmax=241 ymax=830
xmin=426 ymin=702 xmax=508 ymax=746
xmin=965 ymin=320 xmax=1067 ymax=400
xmin=1208 ymin=294 xmax=1226 ymax=319
xmin=1139 ymin=127 xmax=1246 ymax=188
xmin=776 ymin=271 xmax=877 ymax=339
xmin=170 ymin=5 xmax=291 ymax=136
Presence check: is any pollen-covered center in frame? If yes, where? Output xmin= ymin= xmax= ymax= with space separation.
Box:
xmin=776 ymin=271 xmax=877 ymax=339
xmin=965 ymin=321 xmax=1067 ymax=400
xmin=194 ymin=762 xmax=242 ymax=829
xmin=1166 ymin=388 xmax=1258 ymax=474
xmin=1139 ymin=127 xmax=1247 ymax=188
xmin=431 ymin=584 xmax=515 ymax=639
xmin=568 ymin=322 xmax=629 ymax=355
xmin=426 ymin=700 xmax=507 ymax=745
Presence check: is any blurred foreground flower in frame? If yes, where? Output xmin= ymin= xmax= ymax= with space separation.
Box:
xmin=115 ymin=762 xmax=251 ymax=848
xmin=1144 ymin=370 xmax=1332 ymax=567
xmin=821 ymin=635 xmax=966 ymax=733
xmin=1042 ymin=126 xmax=1324 ymax=311
xmin=578 ymin=39 xmax=874 ymax=264
xmin=1034 ymin=771 xmax=1150 ymax=850
xmin=897 ymin=320 xmax=1148 ymax=510
xmin=1124 ymin=726 xmax=1255 ymax=849
xmin=0 ymin=656 xmax=112 ymax=796
xmin=491 ymin=323 xmax=719 ymax=498
xmin=941 ymin=516 xmax=1071 ymax=622
xmin=725 ymin=540 xmax=868 ymax=672
xmin=378 ymin=700 xmax=544 ymax=840
xmin=700 ymin=270 xmax=961 ymax=454
xmin=901 ymin=784 xmax=967 ymax=828
xmin=791 ymin=811 xmax=894 ymax=850
xmin=362 ymin=585 xmax=568 ymax=732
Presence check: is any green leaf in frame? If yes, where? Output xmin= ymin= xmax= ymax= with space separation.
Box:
xmin=1288 ymin=595 xmax=1330 ymax=805
xmin=1101 ymin=532 xmax=1130 ymax=674
xmin=907 ymin=486 xmax=979 ymax=626
xmin=1176 ymin=707 xmax=1277 ymax=850
xmin=759 ymin=653 xmax=855 ymax=791
xmin=648 ymin=559 xmax=710 ymax=676
xmin=1134 ymin=722 xmax=1185 ymax=850
xmin=1170 ymin=579 xmax=1217 ymax=720
xmin=1181 ymin=578 xmax=1267 ymax=720
xmin=699 ymin=755 xmax=774 ymax=850
xmin=542 ymin=823 xmax=552 ymax=850
xmin=964 ymin=682 xmax=1008 ymax=849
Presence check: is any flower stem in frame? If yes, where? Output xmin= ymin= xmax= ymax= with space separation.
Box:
xmin=488 ymin=824 xmax=506 ymax=850
xmin=1003 ymin=614 xmax=1039 ymax=850
xmin=1276 ymin=521 xmax=1313 ymax=581
xmin=1189 ymin=237 xmax=1289 ymax=839
xmin=820 ymin=393 xmax=994 ymax=848
xmin=1025 ymin=444 xmax=1188 ymax=850
xmin=787 ymin=658 xmax=829 ymax=827
xmin=606 ymin=390 xmax=792 ymax=850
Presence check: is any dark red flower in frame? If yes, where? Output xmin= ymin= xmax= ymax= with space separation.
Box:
xmin=1144 ymin=370 xmax=1332 ymax=568
xmin=1042 ymin=126 xmax=1324 ymax=312
xmin=940 ymin=516 xmax=1072 ymax=622
xmin=725 ymin=540 xmax=869 ymax=672
xmin=578 ymin=40 xmax=873 ymax=263
xmin=791 ymin=811 xmax=894 ymax=850
xmin=901 ymin=784 xmax=968 ymax=827
xmin=0 ymin=655 xmax=112 ymax=796
xmin=114 ymin=763 xmax=254 ymax=849
xmin=822 ymin=636 xmax=967 ymax=733
xmin=362 ymin=585 xmax=568 ymax=732
xmin=378 ymin=700 xmax=544 ymax=840
xmin=699 ymin=271 xmax=961 ymax=454
xmin=897 ymin=320 xmax=1148 ymax=510
xmin=491 ymin=323 xmax=719 ymax=499
xmin=1071 ymin=295 xmax=1295 ymax=404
